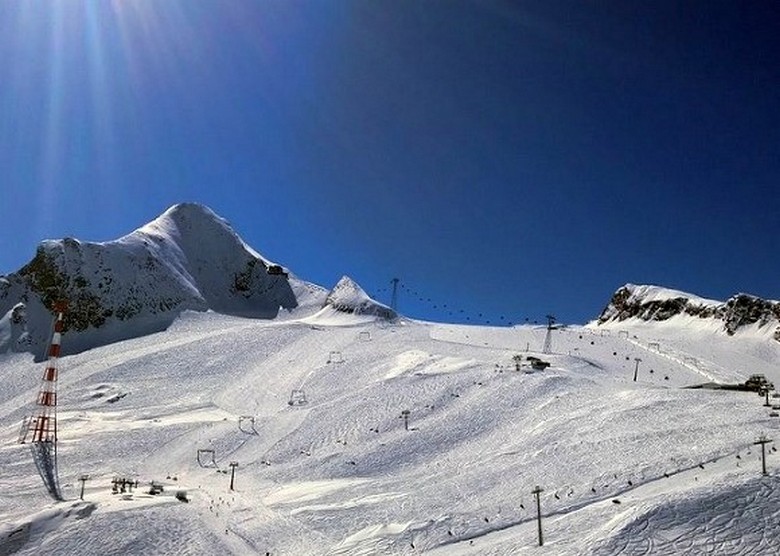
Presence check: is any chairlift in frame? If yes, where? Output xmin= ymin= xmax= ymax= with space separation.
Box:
xmin=238 ymin=416 xmax=258 ymax=435
xmin=288 ymin=389 xmax=308 ymax=406
xmin=327 ymin=351 xmax=344 ymax=364
xmin=358 ymin=331 xmax=371 ymax=342
xmin=196 ymin=448 xmax=217 ymax=468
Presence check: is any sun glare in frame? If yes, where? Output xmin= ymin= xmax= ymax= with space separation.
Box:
xmin=5 ymin=1 xmax=206 ymax=234
xmin=2 ymin=0 xmax=286 ymax=237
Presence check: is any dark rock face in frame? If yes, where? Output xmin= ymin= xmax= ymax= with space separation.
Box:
xmin=17 ymin=242 xmax=119 ymax=333
xmin=722 ymin=294 xmax=780 ymax=335
xmin=598 ymin=285 xmax=780 ymax=341
xmin=599 ymin=287 xmax=717 ymax=323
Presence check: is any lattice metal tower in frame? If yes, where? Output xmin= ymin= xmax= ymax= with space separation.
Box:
xmin=390 ymin=278 xmax=400 ymax=311
xmin=542 ymin=314 xmax=556 ymax=354
xmin=19 ymin=301 xmax=67 ymax=501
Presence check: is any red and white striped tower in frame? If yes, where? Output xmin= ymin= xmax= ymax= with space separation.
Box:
xmin=21 ymin=300 xmax=67 ymax=500
xmin=31 ymin=301 xmax=65 ymax=442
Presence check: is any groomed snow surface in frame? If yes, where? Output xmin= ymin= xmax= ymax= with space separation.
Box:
xmin=2 ymin=312 xmax=780 ymax=555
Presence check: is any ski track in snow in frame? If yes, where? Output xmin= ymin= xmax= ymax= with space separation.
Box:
xmin=2 ymin=312 xmax=780 ymax=555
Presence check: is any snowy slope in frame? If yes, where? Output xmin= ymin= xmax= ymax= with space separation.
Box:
xmin=2 ymin=309 xmax=780 ymax=555
xmin=0 ymin=204 xmax=327 ymax=360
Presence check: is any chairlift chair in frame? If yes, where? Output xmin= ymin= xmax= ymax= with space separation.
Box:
xmin=238 ymin=416 xmax=258 ymax=435
xmin=288 ymin=389 xmax=308 ymax=406
xmin=196 ymin=449 xmax=217 ymax=468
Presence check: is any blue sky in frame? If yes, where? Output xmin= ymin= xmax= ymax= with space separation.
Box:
xmin=1 ymin=1 xmax=778 ymax=325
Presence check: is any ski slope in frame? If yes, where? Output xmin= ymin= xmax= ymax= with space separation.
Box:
xmin=2 ymin=310 xmax=780 ymax=555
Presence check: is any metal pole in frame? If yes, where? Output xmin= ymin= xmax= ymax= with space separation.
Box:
xmin=390 ymin=278 xmax=400 ymax=311
xmin=633 ymin=358 xmax=642 ymax=382
xmin=754 ymin=436 xmax=772 ymax=476
xmin=532 ymin=485 xmax=544 ymax=546
xmin=762 ymin=442 xmax=767 ymax=475
xmin=79 ymin=474 xmax=89 ymax=500
xmin=542 ymin=316 xmax=555 ymax=354
xmin=229 ymin=461 xmax=239 ymax=491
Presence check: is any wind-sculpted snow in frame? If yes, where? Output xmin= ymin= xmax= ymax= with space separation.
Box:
xmin=2 ymin=313 xmax=780 ymax=555
xmin=592 ymin=477 xmax=780 ymax=556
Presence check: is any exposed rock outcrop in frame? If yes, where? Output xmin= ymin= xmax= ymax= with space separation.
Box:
xmin=597 ymin=284 xmax=780 ymax=341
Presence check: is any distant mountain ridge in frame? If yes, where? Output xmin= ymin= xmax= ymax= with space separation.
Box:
xmin=597 ymin=284 xmax=780 ymax=341
xmin=0 ymin=203 xmax=330 ymax=359
xmin=4 ymin=206 xmax=777 ymax=360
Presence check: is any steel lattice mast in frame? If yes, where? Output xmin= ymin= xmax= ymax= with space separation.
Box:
xmin=390 ymin=278 xmax=400 ymax=311
xmin=542 ymin=314 xmax=556 ymax=355
xmin=19 ymin=301 xmax=67 ymax=501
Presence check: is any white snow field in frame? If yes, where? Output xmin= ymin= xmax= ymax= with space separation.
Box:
xmin=2 ymin=309 xmax=780 ymax=555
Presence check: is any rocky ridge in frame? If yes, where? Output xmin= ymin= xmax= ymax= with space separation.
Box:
xmin=598 ymin=284 xmax=780 ymax=341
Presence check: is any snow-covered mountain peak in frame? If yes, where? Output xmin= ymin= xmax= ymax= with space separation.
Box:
xmin=0 ymin=204 xmax=321 ymax=359
xmin=323 ymin=275 xmax=396 ymax=320
xmin=135 ymin=203 xmax=244 ymax=249
xmin=616 ymin=283 xmax=720 ymax=306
